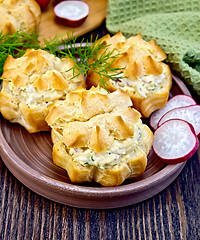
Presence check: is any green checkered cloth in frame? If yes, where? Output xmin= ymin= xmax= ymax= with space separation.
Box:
xmin=106 ymin=0 xmax=200 ymax=96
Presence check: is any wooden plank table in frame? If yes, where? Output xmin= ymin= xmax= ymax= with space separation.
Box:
xmin=38 ymin=0 xmax=108 ymax=41
xmin=0 ymin=147 xmax=199 ymax=239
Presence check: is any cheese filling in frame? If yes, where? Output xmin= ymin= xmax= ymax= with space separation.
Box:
xmin=111 ymin=73 xmax=166 ymax=98
xmin=68 ymin=123 xmax=143 ymax=169
xmin=6 ymin=82 xmax=66 ymax=107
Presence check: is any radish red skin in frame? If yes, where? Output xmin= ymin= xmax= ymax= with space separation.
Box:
xmin=55 ymin=15 xmax=88 ymax=27
xmin=35 ymin=0 xmax=51 ymax=10
xmin=149 ymin=94 xmax=196 ymax=130
xmin=153 ymin=119 xmax=199 ymax=164
xmin=158 ymin=105 xmax=200 ymax=138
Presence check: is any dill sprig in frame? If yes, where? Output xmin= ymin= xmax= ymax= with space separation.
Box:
xmin=0 ymin=31 xmax=123 ymax=91
xmin=0 ymin=31 xmax=40 ymax=76
xmin=59 ymin=33 xmax=124 ymax=91
xmin=0 ymin=31 xmax=66 ymax=77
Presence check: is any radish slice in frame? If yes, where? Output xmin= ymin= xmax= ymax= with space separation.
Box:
xmin=158 ymin=105 xmax=200 ymax=137
xmin=54 ymin=1 xmax=89 ymax=27
xmin=150 ymin=95 xmax=196 ymax=130
xmin=153 ymin=119 xmax=199 ymax=164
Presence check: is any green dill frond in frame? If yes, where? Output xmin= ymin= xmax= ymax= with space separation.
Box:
xmin=0 ymin=31 xmax=124 ymax=91
xmin=58 ymin=34 xmax=124 ymax=92
xmin=0 ymin=31 xmax=40 ymax=76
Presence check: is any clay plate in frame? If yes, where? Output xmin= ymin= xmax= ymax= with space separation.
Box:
xmin=0 ymin=74 xmax=191 ymax=209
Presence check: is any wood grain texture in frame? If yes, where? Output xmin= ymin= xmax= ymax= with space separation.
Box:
xmin=38 ymin=0 xmax=108 ymax=42
xmin=0 ymin=150 xmax=199 ymax=239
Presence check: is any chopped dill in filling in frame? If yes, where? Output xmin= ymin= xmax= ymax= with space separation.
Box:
xmin=68 ymin=124 xmax=142 ymax=169
xmin=6 ymin=83 xmax=64 ymax=107
xmin=111 ymin=73 xmax=167 ymax=98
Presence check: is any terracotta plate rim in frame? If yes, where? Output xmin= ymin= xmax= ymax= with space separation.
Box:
xmin=0 ymin=74 xmax=191 ymax=208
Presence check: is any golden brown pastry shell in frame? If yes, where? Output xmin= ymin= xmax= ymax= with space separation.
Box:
xmin=0 ymin=49 xmax=85 ymax=133
xmin=53 ymin=141 xmax=149 ymax=187
xmin=46 ymin=87 xmax=154 ymax=187
xmin=0 ymin=0 xmax=41 ymax=34
xmin=86 ymin=32 xmax=172 ymax=117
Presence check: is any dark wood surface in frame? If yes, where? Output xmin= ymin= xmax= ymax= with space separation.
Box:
xmin=0 ymin=24 xmax=200 ymax=240
xmin=0 ymin=149 xmax=199 ymax=239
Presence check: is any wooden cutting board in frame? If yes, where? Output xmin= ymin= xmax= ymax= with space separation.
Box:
xmin=38 ymin=0 xmax=108 ymax=42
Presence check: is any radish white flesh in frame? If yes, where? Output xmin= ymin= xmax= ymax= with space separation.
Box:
xmin=158 ymin=105 xmax=200 ymax=137
xmin=150 ymin=95 xmax=196 ymax=130
xmin=153 ymin=119 xmax=199 ymax=164
xmin=54 ymin=1 xmax=89 ymax=27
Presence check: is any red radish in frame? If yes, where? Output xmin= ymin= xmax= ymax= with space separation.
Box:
xmin=54 ymin=1 xmax=89 ymax=27
xmin=158 ymin=105 xmax=200 ymax=137
xmin=150 ymin=95 xmax=196 ymax=130
xmin=53 ymin=0 xmax=63 ymax=5
xmin=153 ymin=119 xmax=199 ymax=164
xmin=35 ymin=0 xmax=51 ymax=10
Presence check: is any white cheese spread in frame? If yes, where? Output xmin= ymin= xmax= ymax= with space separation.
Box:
xmin=112 ymin=73 xmax=166 ymax=98
xmin=68 ymin=122 xmax=143 ymax=169
xmin=7 ymin=82 xmax=65 ymax=107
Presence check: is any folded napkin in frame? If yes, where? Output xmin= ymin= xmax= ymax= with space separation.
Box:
xmin=106 ymin=0 xmax=200 ymax=97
